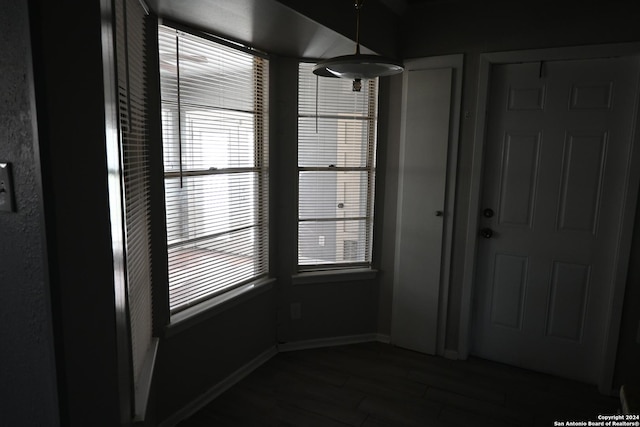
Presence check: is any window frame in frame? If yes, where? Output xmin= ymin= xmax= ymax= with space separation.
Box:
xmin=158 ymin=22 xmax=270 ymax=317
xmin=296 ymin=61 xmax=379 ymax=272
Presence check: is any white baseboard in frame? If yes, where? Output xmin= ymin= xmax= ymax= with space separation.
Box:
xmin=278 ymin=333 xmax=388 ymax=352
xmin=162 ymin=334 xmax=395 ymax=426
xmin=444 ymin=349 xmax=459 ymax=360
xmin=159 ymin=345 xmax=278 ymax=427
xmin=375 ymin=333 xmax=391 ymax=344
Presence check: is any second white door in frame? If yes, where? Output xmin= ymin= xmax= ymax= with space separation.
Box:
xmin=472 ymin=57 xmax=639 ymax=383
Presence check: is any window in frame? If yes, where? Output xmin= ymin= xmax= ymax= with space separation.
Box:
xmin=297 ymin=63 xmax=378 ymax=269
xmin=114 ymin=0 xmax=156 ymax=417
xmin=159 ymin=25 xmax=269 ymax=314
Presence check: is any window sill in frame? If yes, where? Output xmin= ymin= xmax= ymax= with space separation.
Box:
xmin=292 ymin=268 xmax=378 ymax=286
xmin=165 ymin=277 xmax=276 ymax=338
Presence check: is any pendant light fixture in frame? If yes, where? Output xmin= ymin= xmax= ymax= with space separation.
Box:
xmin=313 ymin=0 xmax=404 ymax=91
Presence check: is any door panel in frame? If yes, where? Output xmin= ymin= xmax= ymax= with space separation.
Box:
xmin=545 ymin=261 xmax=590 ymax=342
xmin=569 ymin=83 xmax=612 ymax=110
xmin=557 ymin=132 xmax=607 ymax=234
xmin=497 ymin=132 xmax=541 ymax=227
xmin=472 ymin=57 xmax=638 ymax=383
xmin=490 ymin=253 xmax=528 ymax=330
xmin=392 ymin=67 xmax=452 ymax=355
xmin=507 ymin=84 xmax=546 ymax=111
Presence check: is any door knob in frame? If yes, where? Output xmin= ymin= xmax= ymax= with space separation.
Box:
xmin=435 ymin=210 xmax=444 ymax=217
xmin=480 ymin=228 xmax=493 ymax=238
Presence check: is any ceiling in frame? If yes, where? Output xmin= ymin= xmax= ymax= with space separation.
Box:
xmin=146 ymin=0 xmax=406 ymax=59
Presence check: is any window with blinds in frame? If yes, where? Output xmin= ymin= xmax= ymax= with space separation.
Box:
xmin=297 ymin=63 xmax=378 ymax=269
xmin=115 ymin=0 xmax=154 ymax=416
xmin=158 ymin=25 xmax=269 ymax=314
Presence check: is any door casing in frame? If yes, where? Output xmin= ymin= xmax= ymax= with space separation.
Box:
xmin=459 ymin=43 xmax=640 ymax=394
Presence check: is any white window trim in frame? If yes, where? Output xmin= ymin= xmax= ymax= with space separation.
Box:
xmin=292 ymin=268 xmax=378 ymax=286
xmin=166 ymin=277 xmax=276 ymax=336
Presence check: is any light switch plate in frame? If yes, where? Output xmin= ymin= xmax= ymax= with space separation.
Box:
xmin=0 ymin=162 xmax=16 ymax=212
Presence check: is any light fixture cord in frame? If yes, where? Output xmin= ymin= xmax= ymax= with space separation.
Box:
xmin=354 ymin=0 xmax=364 ymax=55
xmin=175 ymin=30 xmax=184 ymax=188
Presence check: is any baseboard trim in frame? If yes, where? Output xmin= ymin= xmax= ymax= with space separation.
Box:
xmin=375 ymin=333 xmax=391 ymax=344
xmin=161 ymin=334 xmax=394 ymax=426
xmin=159 ymin=345 xmax=278 ymax=427
xmin=278 ymin=333 xmax=390 ymax=352
xmin=443 ymin=349 xmax=459 ymax=360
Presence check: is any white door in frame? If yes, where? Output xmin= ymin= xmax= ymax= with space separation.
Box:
xmin=392 ymin=67 xmax=452 ymax=354
xmin=472 ymin=57 xmax=639 ymax=383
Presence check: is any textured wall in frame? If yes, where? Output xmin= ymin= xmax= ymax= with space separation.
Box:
xmin=0 ymin=0 xmax=59 ymax=424
xmin=270 ymin=56 xmax=380 ymax=345
xmin=156 ymin=289 xmax=277 ymax=423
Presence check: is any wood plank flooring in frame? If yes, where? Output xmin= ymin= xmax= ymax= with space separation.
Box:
xmin=176 ymin=342 xmax=619 ymax=427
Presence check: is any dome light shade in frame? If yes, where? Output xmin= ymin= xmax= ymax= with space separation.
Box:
xmin=313 ymin=54 xmax=404 ymax=80
xmin=311 ymin=0 xmax=404 ymax=91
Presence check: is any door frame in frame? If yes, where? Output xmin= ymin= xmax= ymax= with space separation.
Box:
xmin=458 ymin=43 xmax=640 ymax=393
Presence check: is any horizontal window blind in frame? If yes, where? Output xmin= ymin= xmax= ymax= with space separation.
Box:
xmin=115 ymin=0 xmax=153 ymax=405
xmin=159 ymin=25 xmax=269 ymax=314
xmin=298 ymin=63 xmax=378 ymax=268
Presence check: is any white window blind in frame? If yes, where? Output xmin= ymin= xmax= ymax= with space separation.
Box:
xmin=159 ymin=25 xmax=269 ymax=314
xmin=115 ymin=0 xmax=154 ymax=409
xmin=298 ymin=63 xmax=378 ymax=268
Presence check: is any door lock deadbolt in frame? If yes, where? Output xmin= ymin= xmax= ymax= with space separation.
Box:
xmin=482 ymin=208 xmax=495 ymax=218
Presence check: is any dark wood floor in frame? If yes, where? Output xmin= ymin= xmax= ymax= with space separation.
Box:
xmin=176 ymin=341 xmax=619 ymax=427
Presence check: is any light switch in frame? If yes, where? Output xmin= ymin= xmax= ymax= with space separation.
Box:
xmin=0 ymin=162 xmax=15 ymax=212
